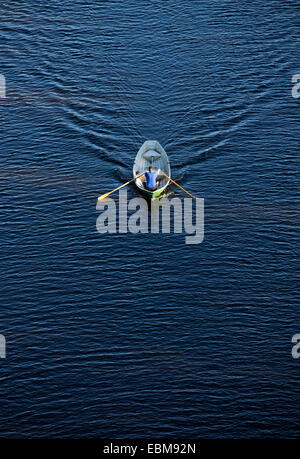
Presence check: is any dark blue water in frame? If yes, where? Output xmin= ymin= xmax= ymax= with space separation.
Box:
xmin=1 ymin=1 xmax=299 ymax=438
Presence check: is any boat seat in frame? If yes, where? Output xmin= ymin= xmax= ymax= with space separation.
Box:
xmin=143 ymin=150 xmax=161 ymax=161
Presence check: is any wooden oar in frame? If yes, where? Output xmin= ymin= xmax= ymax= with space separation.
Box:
xmin=97 ymin=173 xmax=144 ymax=201
xmin=159 ymin=169 xmax=197 ymax=199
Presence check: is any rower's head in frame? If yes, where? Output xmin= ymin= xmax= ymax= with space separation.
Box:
xmin=149 ymin=166 xmax=154 ymax=172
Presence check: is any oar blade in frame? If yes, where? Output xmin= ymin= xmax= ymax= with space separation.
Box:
xmin=97 ymin=192 xmax=110 ymax=201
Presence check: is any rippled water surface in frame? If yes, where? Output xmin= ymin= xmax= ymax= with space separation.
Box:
xmin=0 ymin=1 xmax=299 ymax=438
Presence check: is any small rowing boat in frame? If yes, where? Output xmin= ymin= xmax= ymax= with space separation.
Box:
xmin=98 ymin=140 xmax=195 ymax=203
xmin=133 ymin=140 xmax=171 ymax=200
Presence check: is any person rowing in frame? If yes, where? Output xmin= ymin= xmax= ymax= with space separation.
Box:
xmin=144 ymin=165 xmax=161 ymax=191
